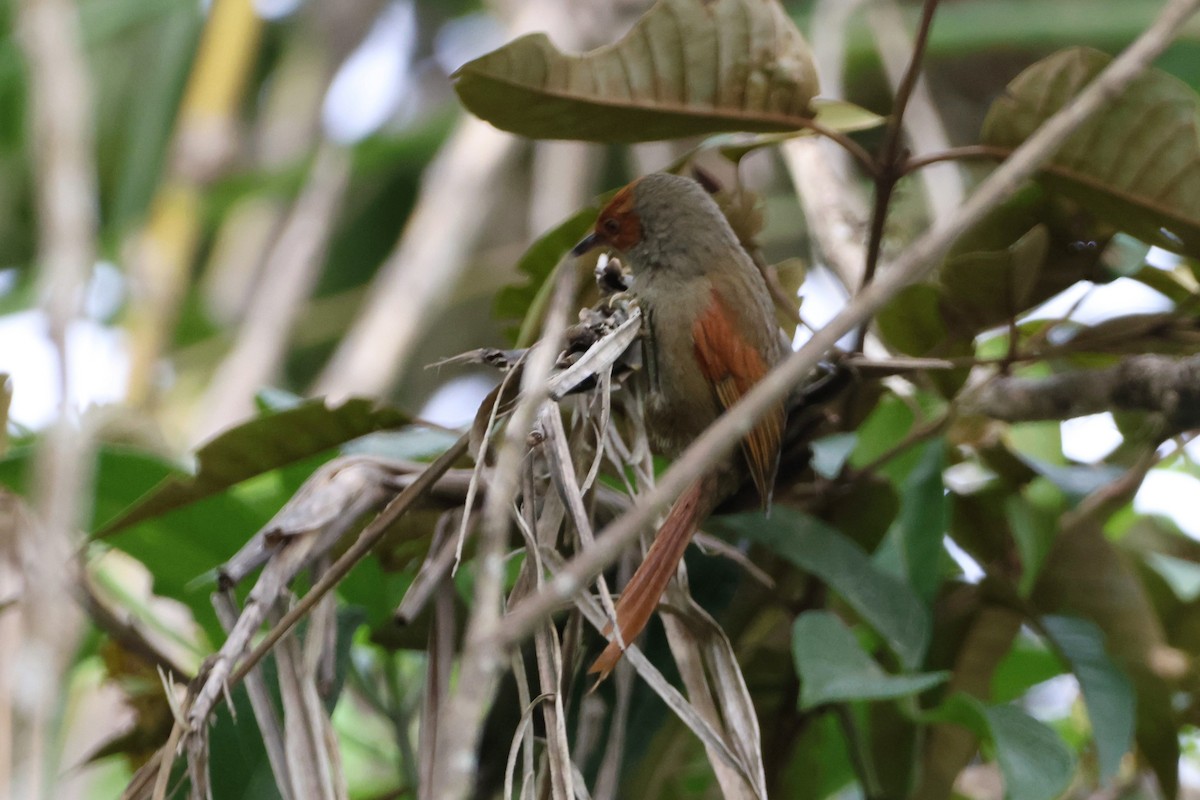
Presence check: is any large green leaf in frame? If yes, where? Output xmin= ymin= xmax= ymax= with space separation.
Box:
xmin=1034 ymin=515 xmax=1178 ymax=794
xmin=453 ymin=0 xmax=820 ymax=142
xmin=984 ymin=704 xmax=1075 ymax=800
xmin=939 ymin=225 xmax=1047 ymax=334
xmin=96 ymin=397 xmax=409 ymax=536
xmin=711 ymin=508 xmax=931 ymax=668
xmin=0 ymin=444 xmax=176 ymax=532
xmin=1041 ymin=615 xmax=1134 ymax=781
xmin=928 ymin=694 xmax=1075 ymax=800
xmin=792 ymin=612 xmax=947 ymax=708
xmin=983 ymin=46 xmax=1200 ymax=257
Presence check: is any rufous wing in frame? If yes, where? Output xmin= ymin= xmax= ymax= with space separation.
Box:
xmin=691 ymin=287 xmax=784 ymax=508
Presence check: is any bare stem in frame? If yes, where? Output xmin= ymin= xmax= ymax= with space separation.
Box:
xmin=12 ymin=0 xmax=98 ymax=795
xmin=855 ymin=0 xmax=941 ymax=353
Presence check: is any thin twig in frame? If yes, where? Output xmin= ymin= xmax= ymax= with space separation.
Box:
xmin=866 ymin=0 xmax=963 ymax=221
xmin=493 ymin=0 xmax=1200 ymax=653
xmin=855 ymin=0 xmax=941 ymax=353
xmin=799 ymin=117 xmax=878 ymax=178
xmin=900 ymin=143 xmax=1014 ymax=175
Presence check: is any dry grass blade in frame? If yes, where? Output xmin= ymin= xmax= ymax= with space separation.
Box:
xmin=417 ymin=579 xmax=456 ymax=800
xmin=272 ymin=601 xmax=346 ymax=800
xmin=507 ymin=650 xmax=536 ymax=800
xmin=503 ymin=692 xmax=554 ymax=800
xmin=544 ymin=553 xmax=755 ymax=788
xmin=547 ymin=311 xmax=641 ymax=400
xmin=534 ymin=623 xmax=575 ymax=799
xmin=395 ymin=510 xmax=463 ymax=624
xmin=184 ymin=722 xmax=210 ymax=800
xmin=692 ymin=532 xmax=775 ymax=590
xmin=457 ymin=361 xmax=524 ymax=574
xmin=539 ymin=405 xmax=620 ymax=633
xmin=189 ymin=529 xmax=324 ymax=733
xmin=220 ymin=457 xmax=392 ymax=587
xmin=661 ymin=586 xmax=768 ymax=799
xmin=214 ymin=592 xmax=293 ymax=800
xmin=592 ymin=658 xmax=633 ymax=800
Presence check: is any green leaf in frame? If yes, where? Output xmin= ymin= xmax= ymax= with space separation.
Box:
xmin=709 ymin=99 xmax=885 ymax=162
xmin=1034 ymin=516 xmax=1177 ymax=794
xmin=875 ymin=283 xmax=948 ymax=357
xmin=495 ymin=206 xmax=597 ymax=344
xmin=991 ymin=635 xmax=1067 ymax=704
xmin=983 ymin=46 xmax=1200 ymax=257
xmin=1014 ymin=452 xmax=1125 ymax=502
xmin=940 ymin=225 xmax=1048 ymax=332
xmin=452 ymin=0 xmax=819 ymax=142
xmin=792 ymin=612 xmax=948 ymax=708
xmin=0 ymin=444 xmax=176 ymax=532
xmin=809 ymin=432 xmax=857 ymax=479
xmin=1041 ymin=615 xmax=1134 ymax=781
xmin=96 ymin=397 xmax=409 ymax=536
xmin=890 ymin=440 xmax=947 ymax=603
xmin=1144 ymin=551 xmax=1200 ymax=601
xmin=985 ymin=704 xmax=1075 ymax=800
xmin=1005 ymin=484 xmax=1059 ymax=596
xmin=711 ymin=508 xmax=931 ymax=668
xmin=926 ymin=694 xmax=1075 ymax=800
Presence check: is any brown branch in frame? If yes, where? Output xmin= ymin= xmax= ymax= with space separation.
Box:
xmin=901 ymin=143 xmax=1014 ymax=174
xmin=969 ymin=354 xmax=1200 ymax=434
xmin=798 ymin=117 xmax=879 ymax=178
xmin=855 ymin=0 xmax=941 ymax=353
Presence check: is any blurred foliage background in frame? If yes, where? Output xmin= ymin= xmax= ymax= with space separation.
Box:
xmin=5 ymin=0 xmax=1200 ymax=798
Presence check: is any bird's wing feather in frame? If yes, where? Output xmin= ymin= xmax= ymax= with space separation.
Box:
xmin=691 ymin=287 xmax=784 ymax=508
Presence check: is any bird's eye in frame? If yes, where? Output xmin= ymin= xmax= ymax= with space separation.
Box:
xmin=602 ymin=217 xmax=621 ymax=235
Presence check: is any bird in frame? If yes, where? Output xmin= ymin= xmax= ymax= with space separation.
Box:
xmin=571 ymin=172 xmax=787 ymax=679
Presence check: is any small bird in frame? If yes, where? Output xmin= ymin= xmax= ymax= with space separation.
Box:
xmin=572 ymin=173 xmax=787 ymax=678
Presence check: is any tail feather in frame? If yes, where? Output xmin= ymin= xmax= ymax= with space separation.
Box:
xmin=589 ymin=476 xmax=716 ymax=680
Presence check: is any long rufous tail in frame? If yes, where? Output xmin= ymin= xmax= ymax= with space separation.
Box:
xmin=589 ymin=475 xmax=719 ymax=680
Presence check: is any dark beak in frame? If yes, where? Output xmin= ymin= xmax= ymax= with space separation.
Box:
xmin=571 ymin=232 xmax=601 ymax=257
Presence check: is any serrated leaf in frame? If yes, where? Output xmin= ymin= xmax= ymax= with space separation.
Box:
xmin=792 ymin=612 xmax=948 ymax=708
xmin=452 ymin=0 xmax=819 ymax=142
xmin=1042 ymin=615 xmax=1134 ymax=781
xmin=711 ymin=508 xmax=931 ymax=669
xmin=96 ymin=398 xmax=410 ymax=536
xmin=983 ymin=46 xmax=1200 ymax=257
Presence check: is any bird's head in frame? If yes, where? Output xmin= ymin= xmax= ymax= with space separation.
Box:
xmin=572 ymin=173 xmax=729 ymax=271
